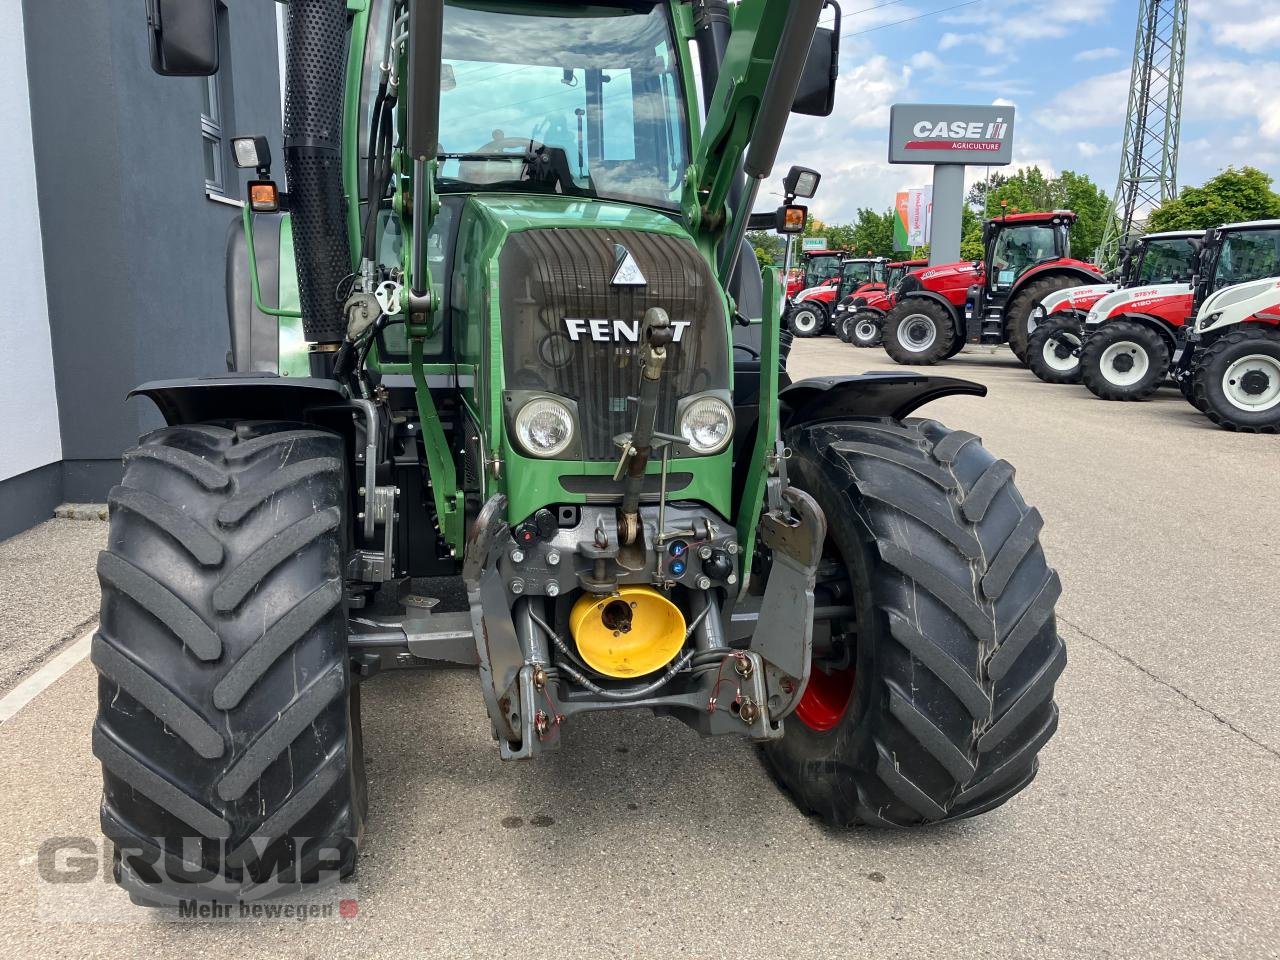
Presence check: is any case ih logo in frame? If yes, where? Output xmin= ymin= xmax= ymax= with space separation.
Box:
xmin=906 ymin=117 xmax=1010 ymax=153
xmin=564 ymin=318 xmax=691 ymax=343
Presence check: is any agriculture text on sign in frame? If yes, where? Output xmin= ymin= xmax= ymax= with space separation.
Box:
xmin=888 ymin=104 xmax=1016 ymax=166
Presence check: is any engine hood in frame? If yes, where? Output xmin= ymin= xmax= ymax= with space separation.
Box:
xmin=1086 ymin=283 xmax=1191 ymax=325
xmin=918 ymin=261 xmax=983 ymax=284
xmin=1039 ymin=282 xmax=1117 ymax=316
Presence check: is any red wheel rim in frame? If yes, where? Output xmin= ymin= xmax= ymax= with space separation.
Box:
xmin=794 ymin=666 xmax=856 ymax=732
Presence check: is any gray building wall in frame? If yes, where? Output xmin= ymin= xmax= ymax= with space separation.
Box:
xmin=5 ymin=0 xmax=283 ymax=539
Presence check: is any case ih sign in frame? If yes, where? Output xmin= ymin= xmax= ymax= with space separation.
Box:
xmin=888 ymin=104 xmax=1016 ymax=166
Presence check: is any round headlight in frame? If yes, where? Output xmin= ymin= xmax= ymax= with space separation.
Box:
xmin=679 ymin=397 xmax=733 ymax=454
xmin=514 ymin=398 xmax=574 ymax=458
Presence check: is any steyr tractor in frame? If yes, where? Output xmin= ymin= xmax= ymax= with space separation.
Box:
xmin=786 ymin=257 xmax=886 ymax=337
xmin=101 ymin=0 xmax=1065 ymax=904
xmin=1026 ymin=230 xmax=1202 ymax=384
xmin=835 ymin=258 xmax=928 ymax=346
xmin=880 ymin=211 xmax=1104 ymax=366
xmin=1078 ymin=220 xmax=1280 ymax=406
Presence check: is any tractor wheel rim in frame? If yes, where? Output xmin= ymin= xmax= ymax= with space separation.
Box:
xmin=1043 ymin=333 xmax=1081 ymax=372
xmin=899 ymin=314 xmax=937 ymax=352
xmin=794 ymin=664 xmax=856 ymax=732
xmin=1100 ymin=340 xmax=1148 ymax=386
xmin=854 ymin=320 xmax=879 ymax=344
xmin=1222 ymin=354 xmax=1280 ymax=412
xmin=794 ymin=309 xmax=818 ymax=333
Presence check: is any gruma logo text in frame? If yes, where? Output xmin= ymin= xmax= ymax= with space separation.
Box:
xmin=564 ymin=318 xmax=692 ymax=342
xmin=905 ymin=117 xmax=1010 ymax=153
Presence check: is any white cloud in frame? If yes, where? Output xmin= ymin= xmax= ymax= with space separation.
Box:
xmin=1073 ymin=47 xmax=1120 ymax=62
xmin=908 ymin=51 xmax=944 ymax=72
xmin=938 ymin=32 xmax=1006 ymax=56
xmin=1076 ymin=141 xmax=1102 ymax=158
xmin=1035 ymin=68 xmax=1130 ymax=132
xmin=1183 ymin=58 xmax=1280 ymax=140
xmin=941 ymin=0 xmax=1109 ymax=41
xmin=993 ymin=97 xmax=1017 ymax=108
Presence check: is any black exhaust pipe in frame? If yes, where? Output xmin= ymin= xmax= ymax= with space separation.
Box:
xmin=283 ymin=0 xmax=352 ymax=346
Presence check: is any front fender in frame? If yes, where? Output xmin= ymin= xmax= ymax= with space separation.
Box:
xmin=897 ymin=290 xmax=963 ymax=325
xmin=780 ymin=373 xmax=986 ymax=428
xmin=130 ymin=375 xmax=348 ymax=426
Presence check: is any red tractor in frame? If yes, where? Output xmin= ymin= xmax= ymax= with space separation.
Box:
xmin=880 ymin=211 xmax=1105 ymax=365
xmin=785 ymin=248 xmax=845 ymax=299
xmin=787 ymin=256 xmax=886 ymax=337
xmin=1026 ymin=230 xmax=1203 ymax=384
xmin=834 ymin=258 xmax=928 ymax=345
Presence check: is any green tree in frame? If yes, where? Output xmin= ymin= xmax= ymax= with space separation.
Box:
xmin=960 ymin=205 xmax=985 ymax=261
xmin=848 ymin=208 xmax=896 ymax=257
xmin=1146 ymin=166 xmax=1280 ymax=232
xmin=746 ymin=230 xmax=781 ymax=267
xmin=966 ymin=166 xmax=1108 ymax=260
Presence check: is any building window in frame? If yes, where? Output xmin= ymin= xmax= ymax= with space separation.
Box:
xmin=202 ymin=2 xmax=234 ymax=200
xmin=201 ymin=75 xmax=224 ymax=193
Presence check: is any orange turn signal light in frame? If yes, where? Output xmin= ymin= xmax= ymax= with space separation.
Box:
xmin=776 ymin=203 xmax=809 ymax=234
xmin=248 ymin=180 xmax=279 ymax=213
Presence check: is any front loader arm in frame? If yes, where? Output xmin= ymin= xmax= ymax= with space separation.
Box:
xmin=683 ymin=0 xmax=810 ymax=233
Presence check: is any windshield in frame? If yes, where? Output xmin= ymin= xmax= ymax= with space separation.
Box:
xmin=805 ymin=255 xmax=842 ymax=287
xmin=1213 ymin=228 xmax=1280 ymax=289
xmin=1137 ymin=238 xmax=1198 ymax=285
xmin=435 ymin=2 xmax=689 ymax=209
xmin=841 ymin=261 xmax=875 ymax=284
xmin=990 ymin=225 xmax=1059 ymax=289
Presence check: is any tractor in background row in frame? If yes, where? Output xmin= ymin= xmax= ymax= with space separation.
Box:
xmin=1026 ymin=230 xmax=1203 ymax=384
xmin=1075 ymin=220 xmax=1280 ymax=406
xmin=786 ymin=256 xmax=886 ymax=337
xmin=835 ymin=258 xmax=928 ymax=346
xmin=880 ymin=211 xmax=1104 ymax=366
xmin=784 ymin=247 xmax=846 ymax=299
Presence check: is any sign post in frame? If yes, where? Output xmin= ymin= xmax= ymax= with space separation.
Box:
xmin=889 ymin=104 xmax=1015 ymax=266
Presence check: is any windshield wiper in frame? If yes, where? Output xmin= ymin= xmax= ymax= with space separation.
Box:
xmin=437 ymin=145 xmax=594 ymax=198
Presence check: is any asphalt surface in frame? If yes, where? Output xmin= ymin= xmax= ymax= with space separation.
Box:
xmin=0 ymin=342 xmax=1277 ymax=958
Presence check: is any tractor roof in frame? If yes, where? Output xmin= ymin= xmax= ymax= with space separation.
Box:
xmin=992 ymin=210 xmax=1076 ymax=225
xmin=1142 ymin=230 xmax=1206 ymax=240
xmin=888 ymin=258 xmax=928 ymax=267
xmin=1218 ymin=218 xmax=1280 ymax=232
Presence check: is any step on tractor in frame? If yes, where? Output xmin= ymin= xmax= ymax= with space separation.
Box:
xmin=1079 ymin=220 xmax=1280 ymax=405
xmin=835 ymin=258 xmax=928 ymax=346
xmin=785 ymin=247 xmax=846 ymax=299
xmin=786 ymin=256 xmax=886 ymax=337
xmin=1026 ymin=230 xmax=1202 ymax=384
xmin=881 ymin=211 xmax=1104 ymax=366
xmin=105 ymin=0 xmax=1066 ymax=904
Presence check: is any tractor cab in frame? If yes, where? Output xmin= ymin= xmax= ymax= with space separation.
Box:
xmin=1122 ymin=231 xmax=1203 ymax=287
xmin=787 ymin=249 xmax=845 ymax=298
xmin=982 ymin=211 xmax=1075 ymax=296
xmin=835 ymin=257 xmax=885 ymax=299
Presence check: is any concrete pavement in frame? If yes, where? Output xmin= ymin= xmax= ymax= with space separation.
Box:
xmin=0 ymin=341 xmax=1275 ymax=959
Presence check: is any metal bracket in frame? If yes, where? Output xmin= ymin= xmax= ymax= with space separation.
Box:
xmin=752 ymin=486 xmax=826 ymax=719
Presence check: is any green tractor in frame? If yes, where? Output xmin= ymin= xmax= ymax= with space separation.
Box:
xmin=101 ymin=0 xmax=1065 ymax=902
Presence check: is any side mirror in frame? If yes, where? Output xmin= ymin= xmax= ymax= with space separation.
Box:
xmin=146 ymin=0 xmax=219 ymax=77
xmin=792 ymin=4 xmax=841 ymax=118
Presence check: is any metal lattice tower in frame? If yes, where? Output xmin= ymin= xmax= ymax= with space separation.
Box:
xmin=1095 ymin=0 xmax=1187 ymax=270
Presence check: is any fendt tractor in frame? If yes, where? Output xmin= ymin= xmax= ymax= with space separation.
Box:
xmin=1026 ymin=230 xmax=1203 ymax=384
xmin=880 ymin=210 xmax=1105 ymax=366
xmin=787 ymin=256 xmax=886 ymax=336
xmin=836 ymin=258 xmax=928 ymax=346
xmin=102 ymin=0 xmax=1065 ymax=903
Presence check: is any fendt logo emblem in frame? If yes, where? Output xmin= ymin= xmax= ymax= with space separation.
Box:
xmin=611 ymin=244 xmax=648 ymax=286
xmin=906 ymin=116 xmax=1009 ymax=153
xmin=564 ymin=317 xmax=691 ymax=343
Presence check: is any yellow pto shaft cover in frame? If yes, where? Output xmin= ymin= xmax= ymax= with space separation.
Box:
xmin=569 ymin=587 xmax=686 ymax=679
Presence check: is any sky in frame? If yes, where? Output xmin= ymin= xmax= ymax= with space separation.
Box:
xmin=767 ymin=0 xmax=1280 ymax=224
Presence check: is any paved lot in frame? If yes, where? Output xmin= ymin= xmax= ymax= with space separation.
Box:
xmin=0 ymin=341 xmax=1276 ymax=958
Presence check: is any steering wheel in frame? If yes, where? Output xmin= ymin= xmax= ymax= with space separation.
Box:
xmin=734 ymin=343 xmax=761 ymax=360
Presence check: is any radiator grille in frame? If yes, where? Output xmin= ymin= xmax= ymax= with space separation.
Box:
xmin=499 ymin=228 xmax=727 ymax=460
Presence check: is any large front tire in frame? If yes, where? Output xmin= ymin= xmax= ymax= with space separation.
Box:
xmin=1080 ymin=320 xmax=1169 ymax=401
xmin=764 ymin=419 xmax=1065 ymax=826
xmin=1191 ymin=327 xmax=1280 ymax=432
xmin=882 ymin=300 xmax=956 ymax=366
xmin=1027 ymin=317 xmax=1084 ymax=384
xmin=788 ymin=301 xmax=827 ymax=338
xmin=94 ymin=421 xmax=366 ymax=903
xmin=850 ymin=312 xmax=885 ymax=348
xmin=1006 ymin=276 xmax=1083 ymax=364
